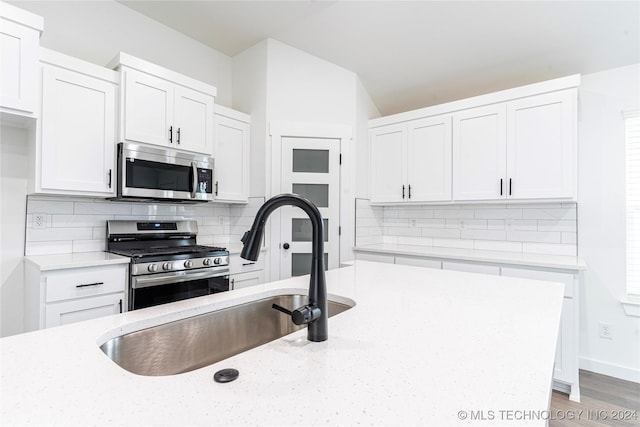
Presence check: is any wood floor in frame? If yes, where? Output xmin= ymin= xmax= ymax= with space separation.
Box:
xmin=550 ymin=370 xmax=640 ymax=426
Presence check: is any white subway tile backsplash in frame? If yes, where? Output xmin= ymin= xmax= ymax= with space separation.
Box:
xmin=27 ymin=200 xmax=74 ymax=214
xmin=537 ymin=220 xmax=577 ymax=232
xmin=507 ymin=230 xmax=561 ymax=244
xmin=72 ymin=239 xmax=106 ymax=253
xmin=433 ymin=209 xmax=475 ymax=219
xmin=474 ymin=208 xmax=523 ymax=220
xmin=354 ymin=200 xmax=577 ymax=258
xmin=397 ymin=236 xmax=434 ymax=246
xmin=421 ymin=228 xmax=460 ymax=239
xmin=432 ymin=238 xmax=474 ymax=249
xmin=522 ymin=208 xmax=576 ymax=220
xmin=473 ymin=240 xmax=523 ymax=253
xmin=27 ymin=227 xmax=93 ymax=242
xmin=460 ymin=229 xmax=507 ymax=241
xmin=51 ymin=214 xmax=113 ymax=228
xmin=25 ymin=241 xmax=73 ymax=256
xmin=74 ymin=201 xmax=132 ymax=215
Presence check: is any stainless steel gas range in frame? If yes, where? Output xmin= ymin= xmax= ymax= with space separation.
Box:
xmin=106 ymin=220 xmax=229 ymax=311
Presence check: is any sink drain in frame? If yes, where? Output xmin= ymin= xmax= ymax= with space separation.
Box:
xmin=214 ymin=368 xmax=239 ymax=383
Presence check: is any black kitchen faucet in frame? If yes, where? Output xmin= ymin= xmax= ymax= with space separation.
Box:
xmin=240 ymin=193 xmax=328 ymax=342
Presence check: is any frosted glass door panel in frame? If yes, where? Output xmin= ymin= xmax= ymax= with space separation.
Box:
xmin=291 ymin=253 xmax=329 ymax=277
xmin=292 ymin=218 xmax=329 ymax=242
xmin=293 ymin=149 xmax=329 ymax=173
xmin=292 ymin=183 xmax=329 ymax=208
xmin=281 ymin=137 xmax=340 ymax=280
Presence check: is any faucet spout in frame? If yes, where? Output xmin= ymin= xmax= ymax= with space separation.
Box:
xmin=240 ymin=193 xmax=328 ymax=342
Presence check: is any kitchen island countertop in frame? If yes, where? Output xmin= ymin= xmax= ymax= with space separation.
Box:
xmin=0 ymin=261 xmax=564 ymax=426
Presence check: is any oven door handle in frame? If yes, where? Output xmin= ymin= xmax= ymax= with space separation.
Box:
xmin=190 ymin=162 xmax=198 ymax=199
xmin=132 ymin=268 xmax=229 ymax=289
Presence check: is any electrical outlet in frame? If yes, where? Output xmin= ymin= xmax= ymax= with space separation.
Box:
xmin=410 ymin=219 xmax=416 ymax=227
xmin=599 ymin=322 xmax=613 ymax=339
xmin=33 ymin=214 xmax=46 ymax=229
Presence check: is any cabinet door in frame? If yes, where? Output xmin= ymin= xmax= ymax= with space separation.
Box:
xmin=370 ymin=124 xmax=406 ymax=203
xmin=506 ymin=90 xmax=576 ymax=200
xmin=0 ymin=18 xmax=38 ymax=113
xmin=214 ymin=114 xmax=250 ymax=202
xmin=123 ymin=69 xmax=174 ymax=146
xmin=45 ymin=293 xmax=124 ymax=328
xmin=174 ymin=86 xmax=214 ymax=154
xmin=407 ymin=115 xmax=452 ymax=202
xmin=40 ymin=66 xmax=116 ymax=195
xmin=230 ymin=270 xmax=265 ymax=290
xmin=453 ymin=104 xmax=507 ymax=201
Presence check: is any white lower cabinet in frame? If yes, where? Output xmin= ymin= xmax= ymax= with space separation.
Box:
xmin=231 ymin=270 xmax=265 ymax=290
xmin=229 ymin=253 xmax=265 ymax=290
xmin=45 ymin=293 xmax=124 ymax=328
xmin=500 ymin=267 xmax=579 ymax=401
xmin=25 ymin=263 xmax=127 ymax=331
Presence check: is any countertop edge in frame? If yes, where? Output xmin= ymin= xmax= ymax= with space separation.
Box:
xmin=353 ymin=244 xmax=587 ymax=271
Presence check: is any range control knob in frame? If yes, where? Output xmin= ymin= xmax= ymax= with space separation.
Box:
xmin=184 ymin=260 xmax=193 ymax=268
xmin=162 ymin=262 xmax=172 ymax=271
xmin=214 ymin=257 xmax=222 ymax=265
xmin=147 ymin=264 xmax=158 ymax=272
xmin=203 ymin=258 xmax=212 ymax=266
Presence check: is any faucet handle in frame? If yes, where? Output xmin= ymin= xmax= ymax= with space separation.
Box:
xmin=272 ymin=303 xmax=321 ymax=326
xmin=241 ymin=231 xmax=249 ymax=244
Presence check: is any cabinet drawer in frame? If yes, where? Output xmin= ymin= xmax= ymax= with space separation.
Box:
xmin=45 ymin=265 xmax=127 ymax=303
xmin=229 ymin=254 xmax=264 ymax=274
xmin=500 ymin=267 xmax=575 ymax=298
xmin=45 ymin=292 xmax=124 ymax=328
xmin=230 ymin=270 xmax=265 ymax=290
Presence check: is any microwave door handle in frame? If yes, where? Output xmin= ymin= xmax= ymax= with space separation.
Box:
xmin=191 ymin=162 xmax=198 ymax=199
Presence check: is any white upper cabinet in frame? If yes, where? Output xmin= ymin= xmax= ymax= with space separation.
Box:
xmin=0 ymin=3 xmax=43 ymax=122
xmin=370 ymin=75 xmax=579 ymax=204
xmin=370 ymin=123 xmax=405 ymax=203
xmin=370 ymin=115 xmax=452 ymax=204
xmin=453 ymin=104 xmax=507 ymax=201
xmin=34 ymin=49 xmax=118 ymax=197
xmin=506 ymin=90 xmax=576 ymax=200
xmin=112 ymin=53 xmax=216 ymax=155
xmin=213 ymin=105 xmax=250 ymax=203
xmin=453 ymin=89 xmax=576 ymax=201
xmin=408 ymin=115 xmax=452 ymax=202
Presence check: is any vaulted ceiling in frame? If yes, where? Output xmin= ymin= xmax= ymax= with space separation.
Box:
xmin=119 ymin=1 xmax=639 ymax=115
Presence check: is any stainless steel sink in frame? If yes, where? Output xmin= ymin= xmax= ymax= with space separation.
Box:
xmin=99 ymin=294 xmax=353 ymax=376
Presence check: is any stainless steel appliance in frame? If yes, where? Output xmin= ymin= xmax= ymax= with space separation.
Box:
xmin=106 ymin=220 xmax=229 ymax=310
xmin=115 ymin=142 xmax=214 ymax=203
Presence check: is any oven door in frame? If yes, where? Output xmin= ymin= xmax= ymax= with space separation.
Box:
xmin=118 ymin=142 xmax=214 ymax=202
xmin=130 ymin=268 xmax=229 ymax=310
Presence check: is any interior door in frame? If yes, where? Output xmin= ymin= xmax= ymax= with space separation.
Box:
xmin=280 ymin=137 xmax=340 ymax=278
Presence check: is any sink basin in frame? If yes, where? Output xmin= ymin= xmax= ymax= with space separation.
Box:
xmin=100 ymin=294 xmax=353 ymax=376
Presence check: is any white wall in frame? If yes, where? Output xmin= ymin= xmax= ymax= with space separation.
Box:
xmin=355 ymin=77 xmax=381 ymax=199
xmin=0 ymin=125 xmax=29 ymax=337
xmin=578 ymin=63 xmax=640 ymax=382
xmin=8 ymin=0 xmax=233 ymax=107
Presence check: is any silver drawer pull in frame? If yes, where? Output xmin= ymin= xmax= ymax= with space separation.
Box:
xmin=76 ymin=282 xmax=104 ymax=288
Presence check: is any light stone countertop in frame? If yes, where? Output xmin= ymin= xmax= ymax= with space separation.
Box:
xmin=354 ymin=243 xmax=587 ymax=271
xmin=0 ymin=261 xmax=564 ymax=426
xmin=24 ymin=251 xmax=131 ymax=271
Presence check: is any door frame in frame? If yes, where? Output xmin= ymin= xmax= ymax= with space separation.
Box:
xmin=268 ymin=120 xmax=352 ymax=282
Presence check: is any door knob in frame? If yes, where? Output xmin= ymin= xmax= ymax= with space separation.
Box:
xmin=283 ymin=243 xmax=290 ymax=250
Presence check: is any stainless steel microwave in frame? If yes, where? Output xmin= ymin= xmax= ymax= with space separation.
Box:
xmin=115 ymin=142 xmax=214 ymax=203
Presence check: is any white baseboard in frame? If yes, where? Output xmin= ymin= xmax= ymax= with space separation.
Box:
xmin=580 ymin=356 xmax=640 ymax=383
